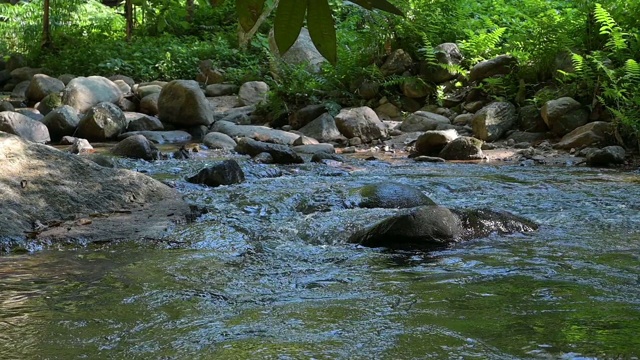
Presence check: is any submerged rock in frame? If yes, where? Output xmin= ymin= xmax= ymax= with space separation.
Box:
xmin=347 ymin=182 xmax=435 ymax=209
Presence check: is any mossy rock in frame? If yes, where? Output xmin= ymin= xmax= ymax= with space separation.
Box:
xmin=348 ymin=182 xmax=436 ymax=209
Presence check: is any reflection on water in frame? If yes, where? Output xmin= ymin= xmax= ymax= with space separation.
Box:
xmin=1 ymin=156 xmax=640 ymax=359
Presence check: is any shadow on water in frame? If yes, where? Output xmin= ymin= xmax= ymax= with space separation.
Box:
xmin=1 ymin=152 xmax=640 ymax=359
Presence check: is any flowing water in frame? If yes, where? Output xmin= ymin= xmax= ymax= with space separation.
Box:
xmin=1 ymin=152 xmax=640 ymax=359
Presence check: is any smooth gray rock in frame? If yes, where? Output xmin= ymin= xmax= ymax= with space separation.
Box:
xmin=118 ymin=130 xmax=192 ymax=144
xmin=415 ymin=129 xmax=459 ymax=156
xmin=439 ymin=136 xmax=484 ymax=160
xmin=586 ymin=145 xmax=626 ymax=167
xmin=348 ymin=182 xmax=436 ymax=209
xmin=125 ymin=112 xmax=164 ymax=132
xmin=541 ymin=97 xmax=590 ymax=136
xmin=292 ymin=143 xmax=335 ymax=155
xmin=158 ymin=80 xmax=213 ymax=126
xmin=62 ymin=76 xmax=123 ymax=113
xmin=298 ymin=113 xmax=343 ymax=142
xmin=400 ymin=111 xmax=451 ymax=132
xmin=203 ymin=131 xmax=237 ymax=150
xmin=0 ymin=111 xmax=50 ymax=143
xmin=469 ymin=55 xmax=517 ymax=82
xmin=555 ymin=121 xmax=614 ymax=150
xmin=238 ymin=81 xmax=269 ymax=106
xmin=26 ymin=74 xmax=64 ymax=102
xmin=335 ymin=106 xmax=387 ymax=143
xmin=211 ymin=120 xmax=300 ymax=145
xmin=472 ymin=102 xmax=517 ymax=142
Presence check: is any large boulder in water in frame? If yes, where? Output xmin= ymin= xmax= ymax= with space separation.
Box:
xmin=158 ymin=80 xmax=213 ymax=127
xmin=0 ymin=111 xmax=50 ymax=143
xmin=0 ymin=132 xmax=190 ymax=251
xmin=62 ymin=76 xmax=123 ymax=113
xmin=450 ymin=208 xmax=538 ymax=240
xmin=347 ymin=182 xmax=436 ymax=209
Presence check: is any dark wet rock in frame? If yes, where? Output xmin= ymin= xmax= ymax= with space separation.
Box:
xmin=158 ymin=80 xmax=213 ymax=127
xmin=585 ymin=145 xmax=626 ymax=167
xmin=235 ymin=137 xmax=304 ymax=164
xmin=10 ymin=67 xmax=47 ymax=82
xmin=139 ymin=93 xmax=159 ymax=116
xmin=62 ymin=76 xmax=123 ymax=113
xmin=311 ymin=152 xmax=344 ymax=163
xmin=400 ymin=111 xmax=450 ymax=132
xmin=108 ymin=74 xmax=135 ymax=88
xmin=348 ymin=182 xmax=436 ymax=209
xmin=211 ymin=120 xmax=299 ymax=145
xmin=555 ymin=121 xmax=614 ymax=150
xmin=187 ymin=159 xmax=245 ymax=187
xmin=171 ymin=145 xmax=191 ymax=160
xmin=118 ymin=130 xmax=192 ymax=144
xmin=36 ymin=92 xmax=63 ymax=116
xmin=518 ymin=104 xmax=547 ymax=132
xmin=244 ymin=163 xmax=283 ymax=178
xmin=111 ymin=134 xmax=159 ymax=161
xmin=469 ymin=54 xmax=517 ymax=82
xmin=439 ymin=136 xmax=483 ymax=160
xmin=415 ymin=129 xmax=458 ymax=156
xmin=451 ymin=208 xmax=538 ymax=239
xmin=541 ymin=97 xmax=590 ymax=137
xmin=125 ymin=112 xmax=164 ymax=132
xmin=41 ymin=105 xmax=80 ymax=142
xmin=0 ymin=111 xmax=50 ymax=143
xmin=68 ymin=138 xmax=94 ymax=154
xmin=203 ymin=131 xmax=237 ymax=150
xmin=335 ymin=106 xmax=388 ymax=143
xmin=292 ymin=143 xmax=335 ymax=155
xmin=402 ymin=78 xmax=434 ymax=98
xmin=348 ymin=137 xmax=362 ymax=146
xmin=82 ymin=153 xmax=115 ymax=168
xmin=351 ymin=205 xmax=538 ymax=250
xmin=472 ymin=102 xmax=517 ymax=142
xmin=289 ymin=105 xmax=330 ymax=129
xmin=76 ymin=102 xmax=126 ymax=141
xmin=26 ymin=74 xmax=65 ymax=103
xmin=349 ymin=205 xmax=462 ymax=249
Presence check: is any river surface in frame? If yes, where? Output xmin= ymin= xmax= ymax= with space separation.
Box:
xmin=1 ymin=151 xmax=640 ymax=359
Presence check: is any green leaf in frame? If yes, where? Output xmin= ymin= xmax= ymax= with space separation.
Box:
xmin=237 ymin=0 xmax=265 ymax=32
xmin=274 ymin=0 xmax=307 ymax=55
xmin=307 ymin=0 xmax=336 ymax=64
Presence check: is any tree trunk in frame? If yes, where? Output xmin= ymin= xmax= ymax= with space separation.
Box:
xmin=238 ymin=0 xmax=279 ymax=50
xmin=187 ymin=0 xmax=194 ymax=23
xmin=41 ymin=0 xmax=51 ymax=48
xmin=125 ymin=0 xmax=133 ymax=42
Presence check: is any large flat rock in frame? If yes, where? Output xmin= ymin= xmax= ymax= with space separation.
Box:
xmin=0 ymin=131 xmax=190 ymax=251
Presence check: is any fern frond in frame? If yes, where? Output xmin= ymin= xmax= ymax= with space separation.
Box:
xmin=625 ymin=59 xmax=640 ymax=79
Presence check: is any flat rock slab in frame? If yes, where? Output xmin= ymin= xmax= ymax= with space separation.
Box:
xmin=212 ymin=120 xmax=300 ymax=145
xmin=0 ymin=131 xmax=190 ymax=251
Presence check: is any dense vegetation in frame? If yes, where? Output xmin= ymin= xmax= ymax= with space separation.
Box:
xmin=1 ymin=0 xmax=639 ymax=145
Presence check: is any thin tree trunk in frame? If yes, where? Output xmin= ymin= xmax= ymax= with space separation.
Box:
xmin=42 ymin=0 xmax=51 ymax=48
xmin=126 ymin=0 xmax=133 ymax=42
xmin=187 ymin=0 xmax=194 ymax=23
xmin=238 ymin=0 xmax=279 ymax=50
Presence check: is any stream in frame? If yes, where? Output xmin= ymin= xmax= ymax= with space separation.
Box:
xmin=1 ymin=151 xmax=640 ymax=359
